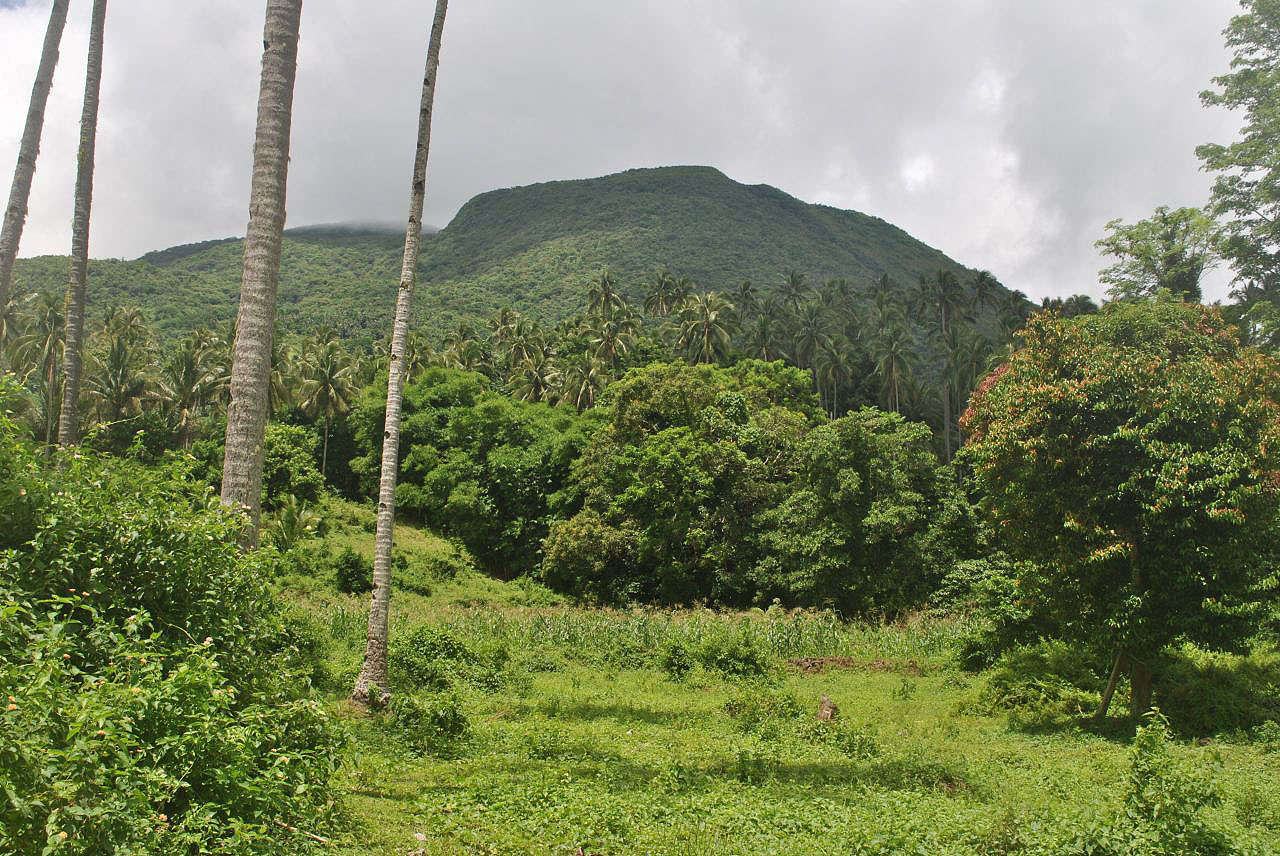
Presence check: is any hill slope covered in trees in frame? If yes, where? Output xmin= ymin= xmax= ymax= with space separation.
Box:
xmin=11 ymin=165 xmax=979 ymax=342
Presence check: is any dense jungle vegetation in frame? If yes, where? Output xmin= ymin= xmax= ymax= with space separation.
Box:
xmin=5 ymin=0 xmax=1280 ymax=852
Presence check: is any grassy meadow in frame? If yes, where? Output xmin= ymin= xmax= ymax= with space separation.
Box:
xmin=283 ymin=501 xmax=1280 ymax=855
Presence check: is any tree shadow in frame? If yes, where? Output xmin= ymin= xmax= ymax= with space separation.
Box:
xmin=540 ymin=699 xmax=693 ymax=727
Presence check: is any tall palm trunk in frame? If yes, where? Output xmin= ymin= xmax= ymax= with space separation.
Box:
xmin=58 ymin=0 xmax=108 ymax=448
xmin=220 ymin=0 xmax=303 ymax=547
xmin=353 ymin=0 xmax=449 ymax=708
xmin=0 ymin=0 xmax=70 ymax=308
xmin=321 ymin=413 xmax=329 ymax=477
xmin=940 ymin=302 xmax=952 ymax=463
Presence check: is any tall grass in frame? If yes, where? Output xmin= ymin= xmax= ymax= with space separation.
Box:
xmin=317 ymin=602 xmax=976 ymax=667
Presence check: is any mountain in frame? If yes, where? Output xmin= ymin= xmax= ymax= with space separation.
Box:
xmin=11 ymin=165 xmax=980 ymax=342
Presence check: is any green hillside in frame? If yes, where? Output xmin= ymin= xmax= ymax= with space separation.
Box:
xmin=11 ymin=165 xmax=976 ymax=342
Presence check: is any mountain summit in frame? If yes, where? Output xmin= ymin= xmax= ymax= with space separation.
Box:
xmin=13 ymin=165 xmax=974 ymax=340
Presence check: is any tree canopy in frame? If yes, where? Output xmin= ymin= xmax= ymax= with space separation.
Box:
xmin=962 ymin=299 xmax=1280 ymax=710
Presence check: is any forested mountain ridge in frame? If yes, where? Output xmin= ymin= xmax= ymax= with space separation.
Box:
xmin=10 ymin=165 xmax=983 ymax=342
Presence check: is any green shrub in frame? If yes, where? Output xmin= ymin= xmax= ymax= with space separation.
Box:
xmin=0 ymin=422 xmax=343 ymax=854
xmin=732 ymin=741 xmax=781 ymax=784
xmin=723 ymin=686 xmax=802 ymax=734
xmin=418 ymin=547 xmax=477 ymax=581
xmin=334 ymin=547 xmax=373 ymax=594
xmin=659 ymin=638 xmax=695 ymax=681
xmin=388 ymin=624 xmax=508 ymax=692
xmin=391 ymin=551 xmax=433 ymax=596
xmin=189 ymin=422 xmax=324 ymax=512
xmin=978 ymin=640 xmax=1103 ymax=731
xmin=696 ymin=630 xmax=776 ymax=680
xmin=1156 ymin=647 xmax=1280 ymax=738
xmin=795 ymin=713 xmax=884 ymax=761
xmin=1253 ymin=719 xmax=1280 ymax=752
xmin=1062 ymin=714 xmax=1249 ymax=855
xmin=390 ymin=692 xmax=470 ymax=757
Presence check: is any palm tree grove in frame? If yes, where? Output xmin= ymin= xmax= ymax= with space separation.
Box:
xmin=2 ymin=2 xmax=1280 ymax=853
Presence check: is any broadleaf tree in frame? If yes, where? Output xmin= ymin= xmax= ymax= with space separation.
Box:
xmin=961 ymin=298 xmax=1280 ymax=719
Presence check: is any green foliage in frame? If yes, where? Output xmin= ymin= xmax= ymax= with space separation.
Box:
xmin=0 ymin=418 xmax=342 ymax=853
xmin=389 ymin=692 xmax=470 ymax=758
xmin=261 ymin=423 xmax=325 ymax=510
xmin=962 ymin=300 xmax=1280 ymax=670
xmin=12 ymin=167 xmax=976 ymax=342
xmin=388 ymin=624 xmax=508 ymax=693
xmin=696 ymin=631 xmax=778 ymax=681
xmin=1095 ymin=206 xmax=1219 ymax=302
xmin=754 ymin=407 xmax=975 ymax=614
xmin=190 ymin=421 xmax=325 ymax=512
xmin=723 ymin=686 xmax=802 ymax=734
xmin=1199 ymin=1 xmax=1280 ymax=297
xmin=0 ymin=382 xmax=43 ymax=550
xmin=1155 ymin=647 xmax=1280 ymax=738
xmin=262 ymin=494 xmax=323 ymax=551
xmin=544 ymin=362 xmax=808 ymax=605
xmin=1065 ymin=715 xmax=1252 ymax=855
xmin=977 ymin=641 xmax=1105 ymax=731
xmin=658 ymin=638 xmax=695 ymax=682
xmin=333 ymin=546 xmax=372 ymax=595
xmin=547 ymin=364 xmax=972 ymax=611
xmin=353 ymin=367 xmax=596 ymax=577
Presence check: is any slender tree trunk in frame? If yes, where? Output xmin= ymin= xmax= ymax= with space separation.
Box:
xmin=1094 ymin=650 xmax=1126 ymax=723
xmin=941 ymin=303 xmax=952 ymax=463
xmin=1130 ymin=657 xmax=1154 ymax=719
xmin=220 ymin=0 xmax=303 ymax=548
xmin=321 ymin=413 xmax=329 ymax=477
xmin=58 ymin=0 xmax=108 ymax=448
xmin=353 ymin=0 xmax=449 ymax=708
xmin=44 ymin=357 xmax=57 ymax=448
xmin=0 ymin=0 xmax=70 ymax=309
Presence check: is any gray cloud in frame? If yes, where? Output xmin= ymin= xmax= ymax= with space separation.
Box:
xmin=0 ymin=0 xmax=1245 ymax=301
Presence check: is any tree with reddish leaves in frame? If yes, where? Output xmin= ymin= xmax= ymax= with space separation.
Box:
xmin=962 ymin=297 xmax=1280 ymax=720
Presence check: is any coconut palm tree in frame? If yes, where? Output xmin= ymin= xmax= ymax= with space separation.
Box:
xmin=815 ymin=339 xmax=852 ymax=418
xmin=559 ymin=351 xmax=604 ymax=411
xmin=744 ymin=312 xmax=785 ymax=362
xmin=511 ymin=350 xmax=560 ymax=403
xmin=222 ymin=0 xmax=304 ymax=547
xmin=58 ymin=0 xmax=109 ymax=448
xmin=677 ymin=292 xmax=736 ymax=364
xmin=298 ymin=338 xmax=356 ymax=477
xmin=157 ymin=333 xmax=221 ymax=449
xmin=86 ymin=327 xmax=150 ymax=429
xmin=355 ymin=0 xmax=449 ymax=710
xmin=0 ymin=0 xmax=70 ymax=309
xmin=585 ymin=304 xmax=636 ymax=369
xmin=502 ymin=317 xmax=545 ymax=375
xmin=871 ymin=324 xmax=916 ymax=414
xmin=780 ymin=270 xmax=809 ymax=312
xmin=586 ymin=267 xmax=625 ymax=318
xmin=445 ymin=337 xmax=489 ymax=374
xmin=13 ymin=291 xmax=63 ymax=446
xmin=790 ymin=302 xmax=832 ymax=370
xmin=999 ymin=289 xmax=1032 ymax=335
xmin=915 ymin=270 xmax=969 ymax=462
xmin=968 ymin=270 xmax=1001 ymax=312
xmin=734 ymin=280 xmax=758 ymax=320
xmin=221 ymin=0 xmax=304 ymax=547
xmin=644 ymin=270 xmax=679 ymax=318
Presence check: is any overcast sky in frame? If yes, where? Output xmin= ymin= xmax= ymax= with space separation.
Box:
xmin=0 ymin=0 xmax=1246 ymax=302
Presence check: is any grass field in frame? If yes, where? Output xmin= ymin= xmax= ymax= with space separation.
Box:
xmin=281 ymin=504 xmax=1280 ymax=855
